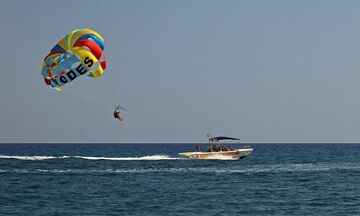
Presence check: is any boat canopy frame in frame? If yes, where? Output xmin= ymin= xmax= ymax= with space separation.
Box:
xmin=207 ymin=133 xmax=240 ymax=144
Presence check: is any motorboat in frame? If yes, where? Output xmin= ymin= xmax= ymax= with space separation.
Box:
xmin=178 ymin=148 xmax=253 ymax=160
xmin=178 ymin=134 xmax=253 ymax=160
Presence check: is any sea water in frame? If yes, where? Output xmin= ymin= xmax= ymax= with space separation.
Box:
xmin=1 ymin=143 xmax=360 ymax=215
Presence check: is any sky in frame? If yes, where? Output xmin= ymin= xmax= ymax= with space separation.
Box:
xmin=1 ymin=0 xmax=360 ymax=143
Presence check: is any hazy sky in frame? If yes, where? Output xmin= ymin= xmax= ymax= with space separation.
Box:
xmin=1 ymin=0 xmax=360 ymax=143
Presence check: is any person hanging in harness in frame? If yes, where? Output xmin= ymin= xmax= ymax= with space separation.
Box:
xmin=113 ymin=105 xmax=125 ymax=122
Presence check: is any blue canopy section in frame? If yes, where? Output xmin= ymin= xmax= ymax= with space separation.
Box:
xmin=214 ymin=136 xmax=240 ymax=141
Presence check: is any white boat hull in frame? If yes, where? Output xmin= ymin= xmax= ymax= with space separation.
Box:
xmin=178 ymin=148 xmax=253 ymax=160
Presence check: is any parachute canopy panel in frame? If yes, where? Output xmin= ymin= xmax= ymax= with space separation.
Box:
xmin=41 ymin=29 xmax=107 ymax=90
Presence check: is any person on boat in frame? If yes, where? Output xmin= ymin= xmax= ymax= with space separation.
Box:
xmin=213 ymin=145 xmax=218 ymax=152
xmin=195 ymin=144 xmax=200 ymax=151
xmin=208 ymin=145 xmax=217 ymax=152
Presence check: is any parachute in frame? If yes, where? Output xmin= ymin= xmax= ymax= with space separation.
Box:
xmin=41 ymin=29 xmax=107 ymax=91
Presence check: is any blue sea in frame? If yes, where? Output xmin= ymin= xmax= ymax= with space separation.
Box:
xmin=1 ymin=143 xmax=360 ymax=215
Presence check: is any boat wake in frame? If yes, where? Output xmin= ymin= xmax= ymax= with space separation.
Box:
xmin=0 ymin=155 xmax=183 ymax=161
xmin=73 ymin=155 xmax=182 ymax=161
xmin=0 ymin=155 xmax=70 ymax=160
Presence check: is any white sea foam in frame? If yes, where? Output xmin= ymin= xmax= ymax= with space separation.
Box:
xmin=2 ymin=154 xmax=360 ymax=174
xmin=74 ymin=155 xmax=182 ymax=161
xmin=226 ymin=163 xmax=360 ymax=173
xmin=0 ymin=155 xmax=66 ymax=160
xmin=0 ymin=155 xmax=182 ymax=161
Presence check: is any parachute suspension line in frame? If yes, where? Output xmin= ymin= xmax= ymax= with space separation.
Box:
xmin=106 ymin=79 xmax=123 ymax=107
xmin=72 ymin=82 xmax=114 ymax=105
xmin=93 ymin=78 xmax=118 ymax=106
xmin=69 ymin=82 xmax=112 ymax=105
xmin=63 ymin=91 xmax=109 ymax=107
xmin=62 ymin=85 xmax=113 ymax=108
xmin=89 ymin=68 xmax=124 ymax=108
xmin=64 ymin=82 xmax=114 ymax=107
xmin=95 ymin=78 xmax=116 ymax=104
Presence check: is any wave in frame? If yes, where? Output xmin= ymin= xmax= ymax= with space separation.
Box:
xmin=0 ymin=154 xmax=245 ymax=161
xmin=234 ymin=163 xmax=360 ymax=173
xmin=1 ymin=163 xmax=360 ymax=174
xmin=0 ymin=155 xmax=70 ymax=160
xmin=74 ymin=155 xmax=182 ymax=161
xmin=0 ymin=155 xmax=182 ymax=161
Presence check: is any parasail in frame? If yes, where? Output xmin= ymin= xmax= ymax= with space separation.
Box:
xmin=41 ymin=29 xmax=107 ymax=91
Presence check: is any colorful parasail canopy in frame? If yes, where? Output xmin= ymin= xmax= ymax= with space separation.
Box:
xmin=41 ymin=29 xmax=107 ymax=90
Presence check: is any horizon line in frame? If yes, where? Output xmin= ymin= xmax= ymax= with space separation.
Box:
xmin=1 ymin=142 xmax=360 ymax=144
